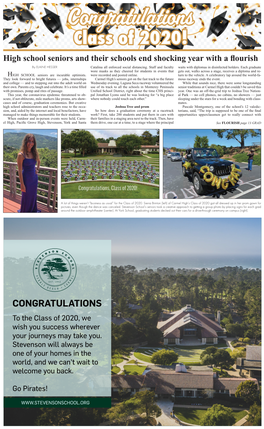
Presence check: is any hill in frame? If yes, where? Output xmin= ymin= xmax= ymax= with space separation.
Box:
xmin=3 ymin=133 xmax=57 ymax=151
xmin=222 ymin=145 xmax=261 ymax=165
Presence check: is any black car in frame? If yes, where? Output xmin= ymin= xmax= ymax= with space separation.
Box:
xmin=182 ymin=148 xmax=242 ymax=195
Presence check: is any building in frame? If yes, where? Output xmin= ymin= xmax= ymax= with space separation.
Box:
xmin=97 ymin=140 xmax=120 ymax=155
xmin=97 ymin=140 xmax=159 ymax=155
xmin=112 ymin=368 xmax=258 ymax=400
xmin=157 ymin=305 xmax=226 ymax=345
xmin=236 ymin=345 xmax=261 ymax=380
xmin=112 ymin=312 xmax=136 ymax=326
xmin=138 ymin=144 xmax=159 ymax=154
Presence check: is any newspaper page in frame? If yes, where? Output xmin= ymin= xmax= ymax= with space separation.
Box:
xmin=2 ymin=2 xmax=262 ymax=427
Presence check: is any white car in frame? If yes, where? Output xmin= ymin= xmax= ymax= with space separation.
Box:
xmin=167 ymin=152 xmax=172 ymax=158
xmin=171 ymin=152 xmax=182 ymax=162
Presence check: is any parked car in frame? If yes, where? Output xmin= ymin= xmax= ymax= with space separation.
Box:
xmin=171 ymin=152 xmax=182 ymax=162
xmin=167 ymin=152 xmax=172 ymax=158
xmin=182 ymin=148 xmax=242 ymax=195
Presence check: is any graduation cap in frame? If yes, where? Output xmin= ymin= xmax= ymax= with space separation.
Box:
xmin=158 ymin=27 xmax=193 ymax=49
xmin=154 ymin=3 xmax=184 ymax=14
xmin=207 ymin=11 xmax=229 ymax=37
xmin=9 ymin=31 xmax=36 ymax=48
xmin=87 ymin=25 xmax=111 ymax=47
xmin=236 ymin=34 xmax=261 ymax=49
xmin=119 ymin=4 xmax=136 ymax=14
xmin=3 ymin=8 xmax=18 ymax=21
xmin=192 ymin=3 xmax=211 ymax=10
xmin=235 ymin=9 xmax=256 ymax=26
xmin=87 ymin=4 xmax=115 ymax=13
xmin=236 ymin=3 xmax=247 ymax=12
xmin=254 ymin=12 xmax=261 ymax=24
xmin=26 ymin=3 xmax=33 ymax=8
xmin=15 ymin=5 xmax=36 ymax=21
xmin=3 ymin=29 xmax=12 ymax=40
xmin=60 ymin=3 xmax=76 ymax=7
xmin=42 ymin=7 xmax=64 ymax=34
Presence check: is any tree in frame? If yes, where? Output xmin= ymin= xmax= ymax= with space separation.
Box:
xmin=116 ymin=134 xmax=142 ymax=155
xmin=200 ymin=346 xmax=218 ymax=366
xmin=35 ymin=408 xmax=103 ymax=426
xmin=63 ymin=130 xmax=97 ymax=156
xmin=199 ymin=404 xmax=235 ymax=426
xmin=247 ymin=403 xmax=261 ymax=426
xmin=225 ymin=322 xmax=245 ymax=337
xmin=145 ymin=326 xmax=162 ymax=346
xmin=61 ymin=131 xmax=68 ymax=151
xmin=244 ymin=286 xmax=261 ymax=341
xmin=141 ymin=131 xmax=153 ymax=145
xmin=132 ymin=391 xmax=161 ymax=423
xmin=235 ymin=380 xmax=259 ymax=405
xmin=104 ymin=391 xmax=161 ymax=425
xmin=104 ymin=399 xmax=137 ymax=425
xmin=41 ymin=258 xmax=68 ymax=279
xmin=118 ymin=322 xmax=140 ymax=343
xmin=200 ymin=348 xmax=234 ymax=372
xmin=194 ymin=135 xmax=209 ymax=148
xmin=151 ymin=349 xmax=178 ymax=366
xmin=72 ymin=129 xmax=97 ymax=156
xmin=63 ymin=132 xmax=79 ymax=157
xmin=214 ymin=349 xmax=234 ymax=372
xmin=114 ymin=296 xmax=131 ymax=318
xmin=212 ymin=129 xmax=260 ymax=148
xmin=210 ymin=144 xmax=224 ymax=157
xmin=230 ymin=347 xmax=246 ymax=360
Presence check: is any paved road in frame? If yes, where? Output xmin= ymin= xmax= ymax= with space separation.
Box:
xmin=163 ymin=157 xmax=261 ymax=199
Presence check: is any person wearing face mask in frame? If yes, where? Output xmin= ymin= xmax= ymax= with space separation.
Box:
xmin=17 ymin=133 xmax=41 ymax=212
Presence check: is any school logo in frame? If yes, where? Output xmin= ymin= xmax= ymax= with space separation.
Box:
xmin=33 ymin=248 xmax=77 ymax=292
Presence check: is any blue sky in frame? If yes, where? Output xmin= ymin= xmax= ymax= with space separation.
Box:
xmin=4 ymin=218 xmax=261 ymax=263
xmin=164 ymin=129 xmax=261 ymax=149
xmin=3 ymin=129 xmax=57 ymax=138
xmin=62 ymin=129 xmax=158 ymax=139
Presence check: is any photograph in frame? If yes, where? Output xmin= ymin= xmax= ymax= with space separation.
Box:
xmin=3 ymin=129 xmax=58 ymax=213
xmin=2 ymin=1 xmax=262 ymax=427
xmin=61 ymin=129 xmax=159 ymax=199
xmin=4 ymin=218 xmax=261 ymax=426
xmin=163 ymin=129 xmax=261 ymax=199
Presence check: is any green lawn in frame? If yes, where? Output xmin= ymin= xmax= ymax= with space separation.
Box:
xmin=174 ymin=408 xmax=247 ymax=425
xmin=135 ymin=347 xmax=204 ymax=365
xmin=62 ymin=154 xmax=159 ymax=163
xmin=134 ymin=344 xmax=228 ymax=365
xmin=123 ymin=365 xmax=147 ymax=375
xmin=112 ymin=355 xmax=124 ymax=365
xmin=61 ymin=181 xmax=159 ymax=199
xmin=233 ymin=151 xmax=261 ymax=166
xmin=143 ymin=154 xmax=159 ymax=158
xmin=111 ymin=366 xmax=121 ymax=374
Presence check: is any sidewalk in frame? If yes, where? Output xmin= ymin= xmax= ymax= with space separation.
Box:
xmin=156 ymin=399 xmax=181 ymax=426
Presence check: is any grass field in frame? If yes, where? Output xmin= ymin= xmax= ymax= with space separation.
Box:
xmin=123 ymin=365 xmax=147 ymax=375
xmin=174 ymin=408 xmax=247 ymax=425
xmin=134 ymin=345 xmax=227 ymax=365
xmin=111 ymin=366 xmax=121 ymax=374
xmin=61 ymin=154 xmax=159 ymax=167
xmin=61 ymin=181 xmax=159 ymax=199
xmin=61 ymin=154 xmax=159 ymax=199
xmin=233 ymin=151 xmax=261 ymax=165
xmin=112 ymin=355 xmax=124 ymax=365
xmin=143 ymin=153 xmax=159 ymax=159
